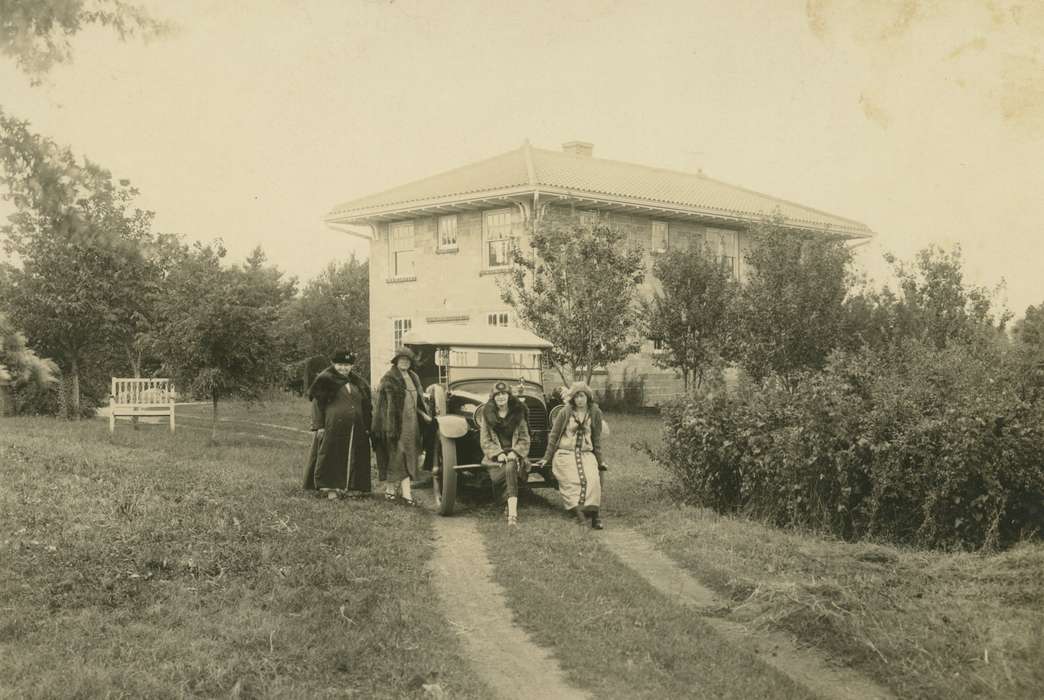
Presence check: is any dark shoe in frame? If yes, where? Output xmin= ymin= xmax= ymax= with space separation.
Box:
xmin=590 ymin=514 xmax=604 ymax=530
xmin=571 ymin=508 xmax=586 ymax=526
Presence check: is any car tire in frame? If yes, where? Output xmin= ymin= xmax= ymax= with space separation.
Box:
xmin=433 ymin=434 xmax=458 ymax=516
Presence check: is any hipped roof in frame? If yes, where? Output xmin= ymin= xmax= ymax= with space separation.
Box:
xmin=325 ymin=143 xmax=873 ymax=238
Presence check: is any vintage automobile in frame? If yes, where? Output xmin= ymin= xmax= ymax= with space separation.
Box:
xmin=401 ymin=325 xmax=559 ymax=515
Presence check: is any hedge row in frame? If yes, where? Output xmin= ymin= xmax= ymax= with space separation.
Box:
xmin=653 ymin=340 xmax=1044 ymax=549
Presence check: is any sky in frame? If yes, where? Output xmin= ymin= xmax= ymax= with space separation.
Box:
xmin=2 ymin=0 xmax=1042 ymax=317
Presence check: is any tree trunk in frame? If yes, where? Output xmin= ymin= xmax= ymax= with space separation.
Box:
xmin=69 ymin=355 xmax=80 ymax=420
xmin=126 ymin=346 xmax=141 ymax=429
xmin=549 ymin=356 xmax=571 ymax=388
xmin=210 ymin=391 xmax=219 ymax=444
xmin=126 ymin=345 xmax=142 ymax=378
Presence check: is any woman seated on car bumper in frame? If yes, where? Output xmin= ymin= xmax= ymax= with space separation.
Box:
xmin=477 ymin=382 xmax=530 ymax=527
xmin=541 ymin=381 xmax=605 ymax=530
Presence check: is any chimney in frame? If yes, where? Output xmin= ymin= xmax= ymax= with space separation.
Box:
xmin=562 ymin=141 xmax=594 ymax=157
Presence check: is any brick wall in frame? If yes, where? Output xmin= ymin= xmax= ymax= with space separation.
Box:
xmin=367 ymin=204 xmax=748 ymax=404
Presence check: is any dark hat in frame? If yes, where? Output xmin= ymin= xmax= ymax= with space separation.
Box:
xmin=489 ymin=381 xmax=514 ymax=399
xmin=390 ymin=346 xmax=419 ymax=366
xmin=331 ymin=350 xmax=356 ymax=364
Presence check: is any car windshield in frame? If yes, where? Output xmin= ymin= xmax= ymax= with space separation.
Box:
xmin=438 ymin=347 xmax=544 ymax=386
xmin=450 ymin=379 xmax=544 ymax=401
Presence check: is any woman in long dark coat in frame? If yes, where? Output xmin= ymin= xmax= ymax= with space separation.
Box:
xmin=304 ymin=351 xmax=373 ymax=499
xmin=372 ymin=347 xmax=431 ymax=505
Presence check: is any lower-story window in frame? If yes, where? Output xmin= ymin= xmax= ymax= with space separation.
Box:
xmin=393 ymin=317 xmax=412 ymax=349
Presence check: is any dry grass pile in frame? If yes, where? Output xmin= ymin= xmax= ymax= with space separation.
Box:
xmin=637 ymin=506 xmax=1044 ymax=699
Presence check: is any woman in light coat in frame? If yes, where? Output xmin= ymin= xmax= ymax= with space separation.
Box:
xmin=541 ymin=381 xmax=606 ymax=529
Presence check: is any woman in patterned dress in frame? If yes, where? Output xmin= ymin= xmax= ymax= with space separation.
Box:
xmin=540 ymin=381 xmax=606 ymax=529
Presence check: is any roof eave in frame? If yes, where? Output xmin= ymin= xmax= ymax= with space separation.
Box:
xmin=326 ymin=186 xmax=873 ymax=239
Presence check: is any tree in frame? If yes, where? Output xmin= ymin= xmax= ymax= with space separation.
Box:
xmin=0 ymin=109 xmax=159 ymax=416
xmin=153 ymin=242 xmax=291 ymax=442
xmin=884 ymin=244 xmax=1009 ymax=349
xmin=642 ymin=245 xmax=738 ymax=392
xmin=1 ymin=0 xmax=168 ymax=83
xmin=1014 ymin=303 xmax=1044 ymax=349
xmin=279 ymin=255 xmax=369 ymax=375
xmin=501 ymin=218 xmax=645 ymax=385
xmin=731 ymin=218 xmax=853 ymax=390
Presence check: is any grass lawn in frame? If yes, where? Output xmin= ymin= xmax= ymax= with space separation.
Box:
xmin=4 ymin=402 xmax=1041 ymax=699
xmin=474 ymin=503 xmax=815 ymax=699
xmin=0 ymin=414 xmax=489 ymax=699
xmin=603 ymin=413 xmax=1044 ymax=700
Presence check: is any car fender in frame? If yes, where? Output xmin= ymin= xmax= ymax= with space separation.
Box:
xmin=437 ymin=414 xmax=469 ymax=439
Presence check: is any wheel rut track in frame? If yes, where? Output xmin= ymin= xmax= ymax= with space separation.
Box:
xmin=602 ymin=527 xmax=896 ymax=700
xmin=430 ymin=517 xmax=590 ymax=700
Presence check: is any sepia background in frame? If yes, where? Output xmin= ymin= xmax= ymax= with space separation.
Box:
xmin=2 ymin=0 xmax=1042 ymax=314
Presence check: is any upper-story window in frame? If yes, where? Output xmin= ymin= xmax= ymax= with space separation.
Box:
xmin=705 ymin=227 xmax=738 ymax=277
xmin=438 ymin=214 xmax=458 ymax=251
xmin=651 ymin=221 xmax=669 ymax=253
xmin=487 ymin=311 xmax=511 ymax=327
xmin=389 ymin=222 xmax=415 ymax=278
xmin=578 ymin=210 xmax=599 ymax=226
xmin=483 ymin=208 xmax=514 ymax=269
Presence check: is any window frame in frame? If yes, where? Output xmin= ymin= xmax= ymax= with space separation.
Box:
xmin=705 ymin=226 xmax=738 ymax=278
xmin=482 ymin=208 xmax=515 ymax=270
xmin=651 ymin=220 xmax=669 ymax=253
xmin=486 ymin=311 xmax=512 ymax=328
xmin=437 ymin=214 xmax=458 ymax=252
xmin=392 ymin=317 xmax=412 ymax=349
xmin=578 ymin=209 xmax=600 ymax=226
xmin=388 ymin=221 xmax=416 ymax=278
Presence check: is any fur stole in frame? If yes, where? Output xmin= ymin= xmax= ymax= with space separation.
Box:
xmin=479 ymin=396 xmax=526 ymax=433
xmin=372 ymin=366 xmax=424 ymax=442
xmin=308 ymin=367 xmax=371 ymax=409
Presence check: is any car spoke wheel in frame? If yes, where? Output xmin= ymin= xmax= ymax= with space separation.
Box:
xmin=433 ymin=434 xmax=458 ymax=516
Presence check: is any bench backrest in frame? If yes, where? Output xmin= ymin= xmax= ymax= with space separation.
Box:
xmin=111 ymin=378 xmax=175 ymax=406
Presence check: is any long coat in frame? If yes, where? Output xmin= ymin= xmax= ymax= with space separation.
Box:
xmin=304 ymin=367 xmax=373 ymax=492
xmin=372 ymin=366 xmax=429 ymax=481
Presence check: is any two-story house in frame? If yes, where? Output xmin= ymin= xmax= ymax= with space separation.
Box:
xmin=323 ymin=141 xmax=873 ymax=401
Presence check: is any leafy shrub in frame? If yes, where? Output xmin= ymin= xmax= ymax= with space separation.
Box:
xmin=652 ymin=338 xmax=1044 ymax=550
xmin=0 ymin=314 xmax=60 ymax=415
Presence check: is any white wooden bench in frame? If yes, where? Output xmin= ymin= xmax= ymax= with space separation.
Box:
xmin=109 ymin=378 xmax=176 ymax=433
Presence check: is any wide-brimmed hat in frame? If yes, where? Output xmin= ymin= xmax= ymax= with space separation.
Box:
xmin=331 ymin=350 xmax=356 ymax=364
xmin=488 ymin=381 xmax=514 ymax=399
xmin=390 ymin=346 xmax=419 ymax=366
xmin=567 ymin=381 xmax=596 ymax=407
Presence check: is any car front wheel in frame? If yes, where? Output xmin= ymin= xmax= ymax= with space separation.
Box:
xmin=432 ymin=434 xmax=458 ymax=516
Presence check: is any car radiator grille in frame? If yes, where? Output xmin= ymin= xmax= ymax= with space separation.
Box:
xmin=522 ymin=396 xmax=549 ymax=455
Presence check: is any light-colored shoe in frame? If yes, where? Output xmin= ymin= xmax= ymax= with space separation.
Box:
xmin=507 ymin=515 xmax=518 ymax=527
